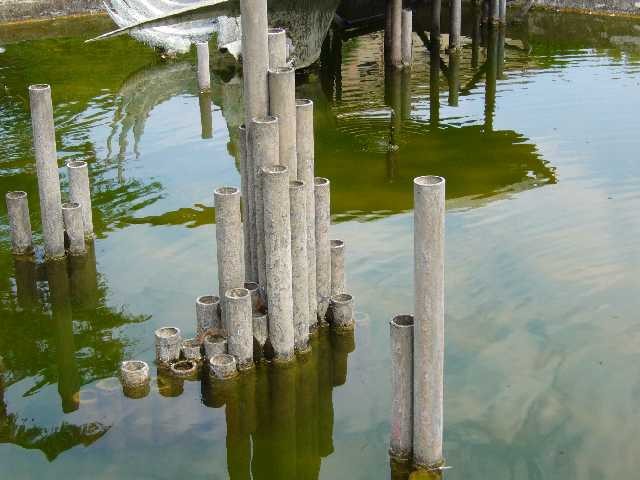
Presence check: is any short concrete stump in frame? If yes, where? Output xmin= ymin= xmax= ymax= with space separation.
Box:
xmin=203 ymin=333 xmax=227 ymax=358
xmin=154 ymin=327 xmax=182 ymax=364
xmin=244 ymin=281 xmax=265 ymax=313
xmin=120 ymin=360 xmax=150 ymax=399
xmin=329 ymin=293 xmax=355 ymax=330
xmin=196 ymin=295 xmax=221 ymax=335
xmin=209 ymin=353 xmax=238 ymax=380
xmin=181 ymin=338 xmax=202 ymax=362
xmin=169 ymin=359 xmax=199 ymax=378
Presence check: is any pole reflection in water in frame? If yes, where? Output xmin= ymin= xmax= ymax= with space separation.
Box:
xmin=68 ymin=239 xmax=99 ymax=310
xmin=320 ymin=29 xmax=344 ymax=103
xmin=497 ymin=26 xmax=506 ymax=80
xmin=484 ymin=26 xmax=499 ymax=132
xmin=448 ymin=52 xmax=460 ymax=107
xmin=219 ymin=331 xmax=354 ymax=479
xmin=47 ymin=259 xmax=81 ymax=413
xmin=385 ymin=67 xmax=403 ymax=182
xmin=430 ymin=37 xmax=441 ymax=127
xmin=198 ymin=90 xmax=214 ymax=139
xmin=13 ymin=257 xmax=38 ymax=310
xmin=472 ymin=0 xmax=482 ymax=69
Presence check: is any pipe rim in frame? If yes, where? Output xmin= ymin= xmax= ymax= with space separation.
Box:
xmin=209 ymin=353 xmax=236 ymax=368
xmin=62 ymin=202 xmax=81 ymax=210
xmin=268 ymin=27 xmax=286 ymax=35
xmin=244 ymin=282 xmax=259 ymax=292
xmin=155 ymin=326 xmax=181 ymax=339
xmin=251 ymin=115 xmax=278 ymax=125
xmin=331 ymin=293 xmax=353 ymax=304
xmin=414 ymin=175 xmax=445 ymax=187
xmin=170 ymin=360 xmax=198 ymax=377
xmin=6 ymin=191 xmax=27 ymax=200
xmin=197 ymin=294 xmax=220 ymax=305
xmin=214 ymin=186 xmax=240 ymax=196
xmin=121 ymin=360 xmax=149 ymax=373
xmin=296 ymin=98 xmax=313 ymax=107
xmin=268 ymin=66 xmax=294 ymax=74
xmin=239 ymin=123 xmax=246 ymax=132
xmin=330 ymin=239 xmax=344 ymax=249
xmin=28 ymin=84 xmax=50 ymax=91
xmin=182 ymin=338 xmax=200 ymax=348
xmin=226 ymin=287 xmax=250 ymax=300
xmin=66 ymin=160 xmax=87 ymax=169
xmin=289 ymin=180 xmax=305 ymax=189
xmin=252 ymin=312 xmax=268 ymax=319
xmin=314 ymin=177 xmax=330 ymax=186
xmin=262 ymin=165 xmax=288 ymax=176
xmin=204 ymin=333 xmax=226 ymax=345
xmin=391 ymin=314 xmax=414 ymax=328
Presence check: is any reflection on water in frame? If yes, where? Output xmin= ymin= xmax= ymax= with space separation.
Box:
xmin=1 ymin=6 xmax=640 ymax=480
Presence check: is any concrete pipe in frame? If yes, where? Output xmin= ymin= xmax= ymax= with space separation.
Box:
xmin=401 ymin=9 xmax=413 ymax=67
xmin=204 ymin=332 xmax=228 ymax=359
xmin=330 ymin=239 xmax=345 ymax=296
xmin=170 ymin=359 xmax=199 ymax=379
xmin=62 ymin=202 xmax=86 ymax=256
xmin=244 ymin=281 xmax=264 ymax=313
xmin=262 ymin=165 xmax=295 ymax=362
xmin=239 ymin=124 xmax=257 ymax=282
xmin=155 ymin=326 xmax=182 ymax=365
xmin=29 ymin=84 xmax=65 ymax=260
xmin=314 ymin=177 xmax=331 ymax=323
xmin=390 ymin=314 xmax=414 ymax=460
xmin=181 ymin=338 xmax=203 ymax=362
xmin=5 ymin=191 xmax=33 ymax=255
xmin=225 ymin=287 xmax=254 ymax=371
xmin=290 ymin=180 xmax=310 ymax=352
xmin=196 ymin=42 xmax=211 ymax=92
xmin=329 ymin=293 xmax=354 ymax=330
xmin=196 ymin=294 xmax=221 ymax=336
xmin=413 ymin=175 xmax=445 ymax=469
xmin=209 ymin=353 xmax=239 ymax=380
xmin=67 ymin=160 xmax=94 ymax=239
xmin=268 ymin=27 xmax=287 ymax=68
xmin=268 ymin=67 xmax=297 ymax=180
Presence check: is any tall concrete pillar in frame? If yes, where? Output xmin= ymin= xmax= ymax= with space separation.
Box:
xmin=314 ymin=177 xmax=331 ymax=323
xmin=268 ymin=67 xmax=297 ymax=180
xmin=240 ymin=0 xmax=269 ymax=125
xmin=196 ymin=42 xmax=211 ymax=92
xmin=268 ymin=27 xmax=287 ymax=68
xmin=290 ymin=180 xmax=310 ymax=351
xmin=5 ymin=191 xmax=33 ymax=255
xmin=390 ymin=314 xmax=414 ymax=460
xmin=67 ymin=160 xmax=94 ymax=239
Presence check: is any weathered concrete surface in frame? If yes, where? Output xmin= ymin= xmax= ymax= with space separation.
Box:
xmin=0 ymin=0 xmax=101 ymax=23
xmin=390 ymin=314 xmax=414 ymax=460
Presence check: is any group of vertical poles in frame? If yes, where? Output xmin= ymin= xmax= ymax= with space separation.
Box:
xmin=390 ymin=176 xmax=445 ymax=470
xmin=6 ymin=84 xmax=94 ymax=262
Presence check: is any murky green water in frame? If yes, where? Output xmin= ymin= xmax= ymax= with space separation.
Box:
xmin=1 ymin=7 xmax=640 ymax=479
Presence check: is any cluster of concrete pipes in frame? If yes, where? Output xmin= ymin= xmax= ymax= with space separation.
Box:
xmin=390 ymin=176 xmax=445 ymax=470
xmin=142 ymin=0 xmax=353 ymax=384
xmin=5 ymin=84 xmax=95 ymax=261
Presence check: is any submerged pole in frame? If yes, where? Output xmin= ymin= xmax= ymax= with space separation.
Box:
xmin=262 ymin=165 xmax=295 ymax=362
xmin=5 ymin=191 xmax=33 ymax=255
xmin=386 ymin=0 xmax=402 ymax=68
xmin=401 ymin=8 xmax=413 ymax=67
xmin=29 ymin=84 xmax=65 ymax=260
xmin=413 ymin=175 xmax=445 ymax=469
xmin=330 ymin=240 xmax=345 ymax=296
xmin=225 ymin=287 xmax=254 ymax=371
xmin=314 ymin=177 xmax=331 ymax=323
xmin=250 ymin=116 xmax=280 ymax=294
xmin=268 ymin=27 xmax=287 ymax=68
xmin=62 ymin=202 xmax=86 ymax=256
xmin=295 ymin=99 xmax=318 ymax=329
xmin=268 ymin=67 xmax=297 ymax=180
xmin=215 ymin=186 xmax=245 ymax=332
xmin=390 ymin=314 xmax=414 ymax=460
xmin=240 ymin=0 xmax=269 ymax=125
xmin=290 ymin=180 xmax=310 ymax=352
xmin=67 ymin=160 xmax=94 ymax=239
xmin=196 ymin=42 xmax=211 ymax=92
xmin=449 ymin=0 xmax=462 ymax=51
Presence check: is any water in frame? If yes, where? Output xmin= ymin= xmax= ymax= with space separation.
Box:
xmin=1 ymin=8 xmax=640 ymax=479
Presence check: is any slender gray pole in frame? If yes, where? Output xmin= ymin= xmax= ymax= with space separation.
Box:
xmin=268 ymin=67 xmax=297 ymax=180
xmin=401 ymin=9 xmax=413 ymax=67
xmin=290 ymin=180 xmax=310 ymax=352
xmin=29 ymin=84 xmax=65 ymax=260
xmin=5 ymin=191 xmax=33 ymax=255
xmin=268 ymin=27 xmax=287 ymax=68
xmin=499 ymin=0 xmax=507 ymax=23
xmin=314 ymin=177 xmax=331 ymax=323
xmin=240 ymin=0 xmax=269 ymax=126
xmin=387 ymin=0 xmax=402 ymax=68
xmin=413 ymin=175 xmax=445 ymax=468
xmin=239 ymin=124 xmax=257 ymax=282
xmin=330 ymin=239 xmax=345 ymax=296
xmin=449 ymin=0 xmax=462 ymax=51
xmin=262 ymin=165 xmax=295 ymax=362
xmin=225 ymin=287 xmax=254 ymax=371
xmin=67 ymin=160 xmax=94 ymax=239
xmin=295 ymin=99 xmax=318 ymax=328
xmin=390 ymin=314 xmax=414 ymax=460
xmin=62 ymin=202 xmax=86 ymax=256
xmin=215 ymin=186 xmax=245 ymax=333
xmin=196 ymin=295 xmax=221 ymax=335
xmin=250 ymin=116 xmax=280 ymax=295
xmin=196 ymin=42 xmax=211 ymax=92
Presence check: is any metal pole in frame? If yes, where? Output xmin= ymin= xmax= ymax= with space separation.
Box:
xmin=196 ymin=42 xmax=211 ymax=92
xmin=225 ymin=287 xmax=254 ymax=371
xmin=314 ymin=177 xmax=331 ymax=323
xmin=268 ymin=67 xmax=297 ymax=180
xmin=62 ymin=202 xmax=86 ymax=256
xmin=67 ymin=160 xmax=94 ymax=239
xmin=5 ymin=191 xmax=33 ymax=255
xmin=413 ymin=175 xmax=445 ymax=468
xmin=215 ymin=186 xmax=245 ymax=333
xmin=290 ymin=180 xmax=310 ymax=352
xmin=295 ymin=99 xmax=318 ymax=328
xmin=29 ymin=84 xmax=65 ymax=260
xmin=390 ymin=314 xmax=414 ymax=460
xmin=262 ymin=165 xmax=295 ymax=362
xmin=268 ymin=27 xmax=288 ymax=68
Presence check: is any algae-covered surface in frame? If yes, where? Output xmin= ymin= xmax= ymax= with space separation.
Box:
xmin=1 ymin=7 xmax=640 ymax=479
